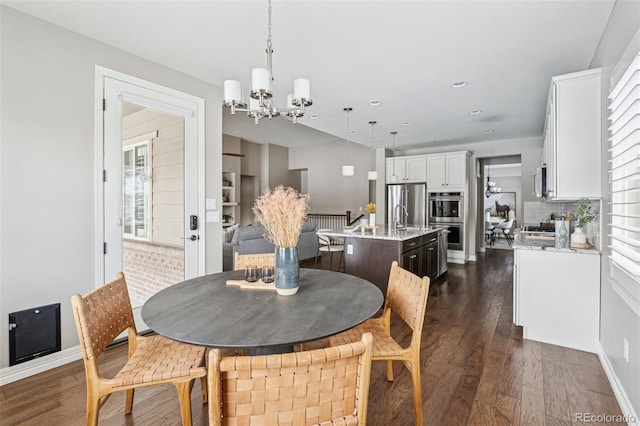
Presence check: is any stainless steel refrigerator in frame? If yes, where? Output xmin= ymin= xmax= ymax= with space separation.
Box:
xmin=387 ymin=183 xmax=427 ymax=227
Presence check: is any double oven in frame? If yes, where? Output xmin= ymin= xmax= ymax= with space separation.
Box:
xmin=428 ymin=192 xmax=464 ymax=251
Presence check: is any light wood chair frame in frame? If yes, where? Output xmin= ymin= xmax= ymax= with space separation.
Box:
xmin=208 ymin=333 xmax=374 ymax=426
xmin=233 ymin=251 xmax=275 ymax=271
xmin=71 ymin=272 xmax=207 ymax=426
xmin=329 ymin=261 xmax=430 ymax=426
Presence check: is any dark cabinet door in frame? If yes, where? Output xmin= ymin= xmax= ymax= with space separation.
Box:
xmin=401 ymin=248 xmax=422 ymax=277
xmin=425 ymin=240 xmax=438 ymax=280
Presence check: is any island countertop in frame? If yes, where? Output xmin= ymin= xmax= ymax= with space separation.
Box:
xmin=320 ymin=225 xmax=443 ymax=241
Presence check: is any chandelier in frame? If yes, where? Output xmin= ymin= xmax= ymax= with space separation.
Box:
xmin=485 ymin=165 xmax=501 ymax=197
xmin=222 ymin=0 xmax=312 ymax=124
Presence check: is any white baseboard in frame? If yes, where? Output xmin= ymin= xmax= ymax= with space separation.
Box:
xmin=597 ymin=343 xmax=639 ymax=426
xmin=468 ymin=254 xmax=477 ymax=262
xmin=0 ymin=346 xmax=83 ymax=386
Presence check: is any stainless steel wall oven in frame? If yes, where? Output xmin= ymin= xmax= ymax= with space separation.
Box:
xmin=429 ymin=192 xmax=464 ymax=251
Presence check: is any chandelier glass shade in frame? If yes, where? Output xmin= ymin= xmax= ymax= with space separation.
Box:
xmin=222 ymin=0 xmax=312 ymax=124
xmin=342 ymin=107 xmax=354 ymax=176
xmin=368 ymin=121 xmax=378 ymax=180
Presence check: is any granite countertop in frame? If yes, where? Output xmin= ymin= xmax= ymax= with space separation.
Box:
xmin=321 ymin=225 xmax=442 ymax=241
xmin=512 ymin=232 xmax=600 ymax=255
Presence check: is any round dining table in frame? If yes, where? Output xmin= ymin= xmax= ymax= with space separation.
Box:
xmin=141 ymin=268 xmax=383 ymax=352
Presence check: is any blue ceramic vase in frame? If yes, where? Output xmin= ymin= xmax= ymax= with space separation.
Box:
xmin=274 ymin=247 xmax=299 ymax=295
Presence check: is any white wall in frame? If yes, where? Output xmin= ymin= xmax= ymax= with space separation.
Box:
xmin=0 ymin=7 xmax=223 ymax=370
xmin=289 ymin=140 xmax=375 ymax=216
xmin=591 ymin=0 xmax=640 ymax=417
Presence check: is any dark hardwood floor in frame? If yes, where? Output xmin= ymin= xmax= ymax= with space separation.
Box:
xmin=0 ymin=250 xmax=623 ymax=425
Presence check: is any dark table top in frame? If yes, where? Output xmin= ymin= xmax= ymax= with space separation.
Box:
xmin=141 ymin=268 xmax=384 ymax=349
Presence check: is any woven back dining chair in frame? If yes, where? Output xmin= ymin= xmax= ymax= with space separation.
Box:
xmin=71 ymin=272 xmax=207 ymax=426
xmin=329 ymin=261 xmax=430 ymax=426
xmin=233 ymin=251 xmax=275 ymax=271
xmin=208 ymin=333 xmax=373 ymax=426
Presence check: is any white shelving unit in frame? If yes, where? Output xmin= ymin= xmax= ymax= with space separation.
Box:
xmin=222 ymin=172 xmax=238 ymax=228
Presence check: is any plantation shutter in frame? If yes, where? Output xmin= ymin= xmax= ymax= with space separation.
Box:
xmin=608 ymin=50 xmax=640 ymax=281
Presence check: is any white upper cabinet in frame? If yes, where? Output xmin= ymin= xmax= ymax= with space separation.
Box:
xmin=386 ymin=155 xmax=427 ymax=183
xmin=426 ymin=152 xmax=468 ymax=190
xmin=543 ymin=68 xmax=601 ymax=199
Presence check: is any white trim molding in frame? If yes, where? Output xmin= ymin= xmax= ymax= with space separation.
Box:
xmin=598 ymin=343 xmax=639 ymax=426
xmin=0 ymin=346 xmax=83 ymax=386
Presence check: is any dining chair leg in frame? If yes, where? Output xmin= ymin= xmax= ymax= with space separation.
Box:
xmin=200 ymin=376 xmax=207 ymax=403
xmin=176 ymin=381 xmax=194 ymax=426
xmin=125 ymin=388 xmax=134 ymax=413
xmin=386 ymin=360 xmax=394 ymax=381
xmin=410 ymin=362 xmax=423 ymax=426
xmin=328 ymin=252 xmax=334 ymax=271
xmin=87 ymin=390 xmax=99 ymax=426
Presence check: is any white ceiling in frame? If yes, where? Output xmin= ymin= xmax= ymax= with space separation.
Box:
xmin=4 ymin=0 xmax=615 ymax=150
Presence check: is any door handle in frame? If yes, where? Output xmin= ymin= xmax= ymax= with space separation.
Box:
xmin=181 ymin=235 xmax=199 ymax=241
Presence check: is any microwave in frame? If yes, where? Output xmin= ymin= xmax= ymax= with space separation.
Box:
xmin=532 ymin=166 xmax=547 ymax=198
xmin=428 ymin=192 xmax=463 ymax=223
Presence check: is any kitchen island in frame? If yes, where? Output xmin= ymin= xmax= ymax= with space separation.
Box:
xmin=512 ymin=231 xmax=600 ymax=352
xmin=321 ymin=226 xmax=446 ymax=295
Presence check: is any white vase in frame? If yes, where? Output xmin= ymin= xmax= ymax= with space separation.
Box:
xmin=369 ymin=213 xmax=376 ymax=226
xmin=570 ymin=227 xmax=587 ymax=249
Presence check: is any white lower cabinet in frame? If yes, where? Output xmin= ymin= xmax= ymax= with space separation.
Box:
xmin=513 ymin=248 xmax=600 ymax=353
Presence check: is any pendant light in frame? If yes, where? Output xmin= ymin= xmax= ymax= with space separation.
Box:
xmin=367 ymin=121 xmax=378 ymax=180
xmin=389 ymin=131 xmax=398 ymax=183
xmin=342 ymin=107 xmax=354 ymax=176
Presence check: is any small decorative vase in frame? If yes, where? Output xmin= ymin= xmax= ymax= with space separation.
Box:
xmin=369 ymin=213 xmax=376 ymax=226
xmin=570 ymin=227 xmax=587 ymax=249
xmin=274 ymin=247 xmax=299 ymax=296
xmin=557 ymin=218 xmax=568 ymax=249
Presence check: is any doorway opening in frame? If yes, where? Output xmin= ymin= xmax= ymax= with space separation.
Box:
xmin=121 ymin=103 xmax=186 ymax=307
xmin=478 ymin=156 xmax=522 ymax=252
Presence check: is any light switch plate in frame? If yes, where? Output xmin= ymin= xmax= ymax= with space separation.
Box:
xmin=206 ymin=198 xmax=216 ymax=210
xmin=207 ymin=211 xmax=220 ymax=223
xmin=347 ymin=244 xmax=353 ymax=255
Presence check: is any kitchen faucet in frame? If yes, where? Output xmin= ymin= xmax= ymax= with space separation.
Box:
xmin=394 ymin=204 xmax=409 ymax=230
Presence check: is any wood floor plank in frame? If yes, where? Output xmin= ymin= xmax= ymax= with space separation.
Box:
xmin=519 ymin=384 xmax=545 ymax=426
xmin=521 ymin=339 xmax=543 ymax=390
xmin=0 ymin=251 xmax=624 ymax=426
xmin=499 ymin=337 xmax=525 ymax=400
xmin=542 ymin=356 xmax=571 ymax=422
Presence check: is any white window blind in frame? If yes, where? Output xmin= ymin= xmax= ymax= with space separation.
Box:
xmin=608 ymin=51 xmax=640 ymax=280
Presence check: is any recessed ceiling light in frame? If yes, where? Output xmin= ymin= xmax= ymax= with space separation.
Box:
xmin=483 ymin=129 xmax=494 ymax=134
xmin=427 ymin=137 xmax=436 ymax=141
xmin=468 ymin=109 xmax=482 ymax=115
xmin=369 ymin=100 xmax=381 ymax=106
xmin=348 ymin=131 xmax=358 ymax=135
xmin=309 ymin=113 xmax=319 ymax=119
xmin=402 ymin=121 xmax=412 ymax=126
xmin=451 ymin=80 xmax=468 ymax=88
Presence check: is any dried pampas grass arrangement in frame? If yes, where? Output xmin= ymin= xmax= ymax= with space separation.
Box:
xmin=253 ymin=185 xmax=310 ymax=248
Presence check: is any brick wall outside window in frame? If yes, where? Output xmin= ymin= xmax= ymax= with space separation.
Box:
xmin=123 ymin=240 xmax=184 ymax=305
